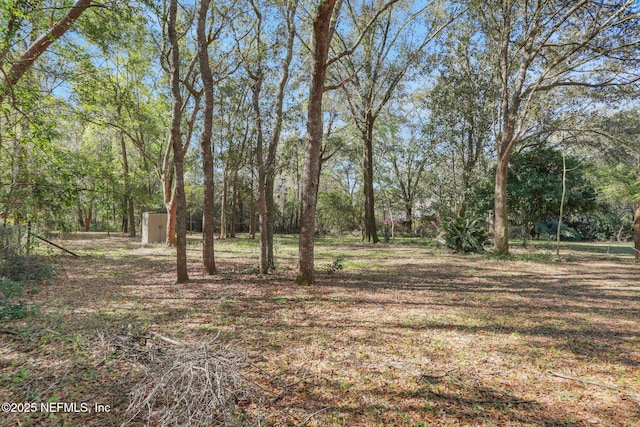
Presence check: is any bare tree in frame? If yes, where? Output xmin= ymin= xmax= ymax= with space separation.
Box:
xmin=159 ymin=0 xmax=202 ymax=250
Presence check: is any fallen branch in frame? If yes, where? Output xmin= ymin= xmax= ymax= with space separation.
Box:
xmin=32 ymin=233 xmax=80 ymax=257
xmin=548 ymin=370 xmax=640 ymax=401
xmin=150 ymin=331 xmax=183 ymax=346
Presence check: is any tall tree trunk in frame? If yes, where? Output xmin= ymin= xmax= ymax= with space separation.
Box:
xmin=295 ymin=0 xmax=337 ymax=285
xmin=264 ymin=175 xmax=275 ymax=263
xmin=289 ymin=203 xmax=295 ymax=232
xmin=128 ymin=197 xmax=135 ymax=237
xmin=257 ymin=181 xmax=270 ymax=271
xmin=556 ymin=152 xmax=567 ymax=257
xmin=121 ymin=199 xmax=128 ymax=233
xmin=257 ymin=172 xmax=276 ymax=271
xmin=492 ymin=5 xmax=519 ymax=256
xmin=197 ymin=0 xmax=217 ymax=274
xmin=249 ymin=0 xmax=296 ymax=273
xmin=220 ymin=171 xmax=227 ymax=240
xmin=405 ymin=205 xmax=412 ymax=231
xmin=237 ymin=192 xmax=244 ymax=234
xmin=168 ymin=0 xmax=188 ymax=283
xmin=249 ymin=177 xmax=256 ymax=239
xmin=166 ymin=198 xmax=177 ymax=245
xmin=162 ymin=138 xmax=177 ymax=245
xmin=362 ymin=113 xmax=379 ymax=243
xmin=493 ymin=108 xmax=520 ymax=255
xmin=337 ymin=0 xmax=427 ymax=243
xmin=119 ymin=129 xmax=135 ymax=238
xmin=77 ymin=205 xmax=85 ymax=229
xmin=251 ymin=68 xmax=271 ymax=271
xmin=493 ymin=154 xmax=510 ymax=254
xmin=634 ymin=199 xmax=640 ymax=264
xmin=164 ymin=194 xmax=177 ymax=244
xmin=257 ymin=142 xmax=278 ymax=271
xmin=84 ymin=207 xmax=92 ymax=232
xmin=230 ymin=170 xmax=238 ymax=238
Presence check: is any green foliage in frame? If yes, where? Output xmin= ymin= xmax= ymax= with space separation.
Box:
xmin=0 ymin=277 xmax=37 ymax=321
xmin=78 ymin=2 xmax=148 ymax=55
xmin=510 ymin=148 xmax=597 ymax=227
xmin=317 ymin=189 xmax=359 ymax=233
xmin=330 ymin=255 xmax=344 ymax=271
xmin=317 ymin=255 xmax=344 ymax=274
xmin=0 ymin=226 xmax=56 ymax=287
xmin=475 ymin=148 xmax=598 ymax=228
xmin=585 ymin=163 xmax=639 ymax=240
xmin=537 ymin=220 xmax=583 ymax=241
xmin=438 ymin=216 xmax=488 ymax=253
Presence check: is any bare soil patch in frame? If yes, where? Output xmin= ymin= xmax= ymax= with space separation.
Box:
xmin=1 ymin=234 xmax=638 ymax=426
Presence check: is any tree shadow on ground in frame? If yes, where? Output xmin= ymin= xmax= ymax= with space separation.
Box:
xmin=9 ymin=240 xmax=638 ymax=426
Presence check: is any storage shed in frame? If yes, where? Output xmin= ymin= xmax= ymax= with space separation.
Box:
xmin=142 ymin=212 xmax=167 ymax=244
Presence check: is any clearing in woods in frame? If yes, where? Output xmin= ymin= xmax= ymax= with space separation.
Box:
xmin=1 ymin=233 xmax=638 ymax=426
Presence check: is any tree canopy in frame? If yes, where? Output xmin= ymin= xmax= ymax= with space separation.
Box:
xmin=1 ymin=0 xmax=639 ymax=282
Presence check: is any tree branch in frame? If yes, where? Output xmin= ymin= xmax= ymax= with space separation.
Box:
xmin=326 ymin=0 xmax=401 ymax=68
xmin=0 ymin=0 xmax=95 ymax=104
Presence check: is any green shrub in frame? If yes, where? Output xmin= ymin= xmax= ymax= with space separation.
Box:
xmin=438 ymin=216 xmax=488 ymax=253
xmin=317 ymin=255 xmax=345 ymax=274
xmin=0 ymin=277 xmax=36 ymax=321
xmin=537 ymin=220 xmax=583 ymax=241
xmin=1 ymin=253 xmax=55 ymax=285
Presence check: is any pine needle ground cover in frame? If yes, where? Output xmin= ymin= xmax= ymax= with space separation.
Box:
xmin=1 ymin=234 xmax=638 ymax=426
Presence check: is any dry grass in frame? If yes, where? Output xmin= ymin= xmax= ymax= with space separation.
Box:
xmin=0 ymin=233 xmax=638 ymax=426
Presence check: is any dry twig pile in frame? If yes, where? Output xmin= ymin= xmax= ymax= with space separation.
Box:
xmin=122 ymin=334 xmax=261 ymax=427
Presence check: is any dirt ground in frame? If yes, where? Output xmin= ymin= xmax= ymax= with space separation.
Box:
xmin=1 ymin=233 xmax=639 ymax=426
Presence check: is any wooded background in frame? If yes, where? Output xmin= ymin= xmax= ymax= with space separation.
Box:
xmin=1 ymin=0 xmax=639 ymax=283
